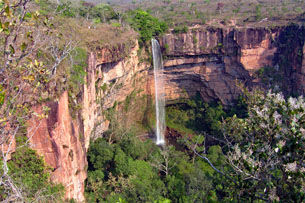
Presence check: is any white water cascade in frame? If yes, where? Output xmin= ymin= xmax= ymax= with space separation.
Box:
xmin=152 ymin=39 xmax=166 ymax=145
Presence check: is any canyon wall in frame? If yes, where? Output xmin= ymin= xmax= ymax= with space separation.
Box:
xmin=27 ymin=24 xmax=305 ymax=201
xmin=159 ymin=25 xmax=305 ymax=104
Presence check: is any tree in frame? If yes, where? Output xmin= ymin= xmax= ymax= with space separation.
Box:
xmin=55 ymin=0 xmax=76 ymax=17
xmin=222 ymin=90 xmax=305 ymax=201
xmin=112 ymin=6 xmax=126 ymax=25
xmin=188 ymin=89 xmax=305 ymax=201
xmin=2 ymin=146 xmax=64 ymax=201
xmin=150 ymin=146 xmax=177 ymax=177
xmin=128 ymin=9 xmax=167 ymax=45
xmin=0 ymin=0 xmax=74 ymax=201
xmin=93 ymin=3 xmax=116 ymax=23
xmin=78 ymin=1 xmax=94 ymax=20
xmin=216 ymin=3 xmax=224 ymax=14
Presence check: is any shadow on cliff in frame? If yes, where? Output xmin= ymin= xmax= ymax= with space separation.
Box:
xmin=272 ymin=24 xmax=305 ymax=96
xmin=233 ymin=24 xmax=305 ymax=97
xmin=162 ymin=29 xmax=256 ymax=105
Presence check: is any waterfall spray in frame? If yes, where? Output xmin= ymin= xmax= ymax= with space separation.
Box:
xmin=152 ymin=39 xmax=166 ymax=145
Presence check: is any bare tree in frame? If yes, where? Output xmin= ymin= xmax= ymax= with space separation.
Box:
xmin=150 ymin=146 xmax=176 ymax=177
xmin=0 ymin=0 xmax=75 ymax=201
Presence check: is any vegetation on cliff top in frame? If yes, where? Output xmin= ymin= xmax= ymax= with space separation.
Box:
xmin=127 ymin=9 xmax=168 ymax=46
xmin=84 ymin=0 xmax=305 ymax=28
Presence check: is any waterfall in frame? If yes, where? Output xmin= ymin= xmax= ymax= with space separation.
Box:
xmin=152 ymin=39 xmax=166 ymax=145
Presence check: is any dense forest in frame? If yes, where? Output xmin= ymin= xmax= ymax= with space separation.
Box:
xmin=86 ymin=89 xmax=305 ymax=202
xmin=0 ymin=0 xmax=304 ymax=202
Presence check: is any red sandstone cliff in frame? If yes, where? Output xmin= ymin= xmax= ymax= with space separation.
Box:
xmin=27 ymin=41 xmax=149 ymax=202
xmin=28 ymin=91 xmax=87 ymax=201
xmin=159 ymin=25 xmax=305 ymax=104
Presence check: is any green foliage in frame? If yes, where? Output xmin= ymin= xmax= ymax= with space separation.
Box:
xmin=0 ymin=1 xmax=69 ymax=199
xmin=88 ymin=139 xmax=114 ymax=171
xmin=166 ymin=92 xmax=226 ymax=136
xmin=37 ymin=0 xmax=56 ymax=15
xmin=223 ymin=90 xmax=305 ymax=201
xmin=92 ymin=3 xmax=117 ymax=23
xmin=86 ymin=125 xmax=230 ymax=202
xmin=165 ymin=175 xmax=185 ymax=201
xmin=88 ymin=89 xmax=304 ymax=202
xmin=192 ymin=35 xmax=198 ymax=44
xmin=1 ymin=147 xmax=64 ymax=201
xmin=0 ymin=85 xmax=4 ymax=107
xmin=154 ymin=198 xmax=171 ymax=203
xmin=128 ymin=9 xmax=168 ymax=45
xmin=56 ymin=0 xmax=76 ymax=17
xmin=73 ymin=1 xmax=118 ymax=23
xmin=233 ymin=6 xmax=241 ymax=14
xmin=295 ymin=7 xmax=302 ymax=13
xmin=100 ymin=83 xmax=108 ymax=93
xmin=166 ymin=103 xmax=195 ymax=135
xmin=68 ymin=47 xmax=87 ymax=118
xmin=113 ymin=147 xmax=129 ymax=175
xmin=173 ymin=25 xmax=188 ymax=34
xmin=86 ymin=132 xmax=166 ymax=202
xmin=255 ymin=4 xmax=263 ymax=21
xmin=256 ymin=66 xmax=283 ymax=91
xmin=165 ymin=88 xmax=305 ymax=201
xmin=111 ymin=22 xmax=121 ymax=27
xmin=127 ymin=159 xmax=165 ymax=201
xmin=70 ymin=47 xmax=87 ymax=91
xmin=227 ymin=98 xmax=247 ymax=120
xmin=124 ymin=90 xmax=137 ymax=112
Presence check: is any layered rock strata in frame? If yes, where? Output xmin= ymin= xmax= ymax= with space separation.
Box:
xmin=159 ymin=25 xmax=305 ymax=104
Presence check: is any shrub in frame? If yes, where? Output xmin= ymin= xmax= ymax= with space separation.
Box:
xmin=2 ymin=146 xmax=64 ymax=201
xmin=193 ymin=35 xmax=198 ymax=44
xmin=56 ymin=0 xmax=76 ymax=17
xmin=86 ymin=134 xmax=165 ymax=202
xmin=222 ymin=90 xmax=305 ymax=201
xmin=173 ymin=25 xmax=188 ymax=34
xmin=255 ymin=4 xmax=262 ymax=21
xmin=0 ymin=85 xmax=4 ymax=107
xmin=128 ymin=9 xmax=168 ymax=45
xmin=164 ymin=43 xmax=169 ymax=53
xmin=166 ymin=93 xmax=226 ymax=136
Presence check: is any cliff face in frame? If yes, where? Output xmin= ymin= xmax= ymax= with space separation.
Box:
xmin=159 ymin=25 xmax=305 ymax=104
xmin=84 ymin=41 xmax=149 ymax=139
xmin=28 ymin=91 xmax=87 ymax=201
xmin=300 ymin=44 xmax=305 ymax=92
xmin=27 ymin=41 xmax=149 ymax=202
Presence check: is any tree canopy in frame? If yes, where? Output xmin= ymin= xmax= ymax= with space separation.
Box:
xmin=128 ymin=9 xmax=168 ymax=45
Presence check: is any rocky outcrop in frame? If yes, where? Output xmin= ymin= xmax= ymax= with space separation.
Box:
xmin=82 ymin=52 xmax=97 ymax=150
xmin=85 ymin=41 xmax=149 ymax=139
xmin=97 ymin=42 xmax=148 ymax=109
